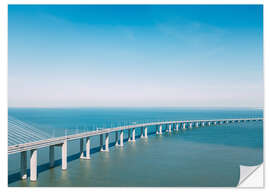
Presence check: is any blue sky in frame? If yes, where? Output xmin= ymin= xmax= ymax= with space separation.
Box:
xmin=8 ymin=5 xmax=263 ymax=107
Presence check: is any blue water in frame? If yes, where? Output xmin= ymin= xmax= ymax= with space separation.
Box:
xmin=8 ymin=107 xmax=263 ymax=187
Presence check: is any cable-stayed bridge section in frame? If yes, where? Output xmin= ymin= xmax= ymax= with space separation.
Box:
xmin=8 ymin=116 xmax=51 ymax=146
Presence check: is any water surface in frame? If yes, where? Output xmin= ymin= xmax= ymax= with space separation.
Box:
xmin=8 ymin=108 xmax=263 ymax=187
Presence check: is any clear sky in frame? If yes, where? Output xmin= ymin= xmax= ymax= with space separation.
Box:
xmin=8 ymin=5 xmax=263 ymax=108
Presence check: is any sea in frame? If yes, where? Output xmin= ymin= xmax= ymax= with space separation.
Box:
xmin=8 ymin=107 xmax=263 ymax=187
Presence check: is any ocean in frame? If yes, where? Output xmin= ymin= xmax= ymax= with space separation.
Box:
xmin=8 ymin=107 xmax=263 ymax=187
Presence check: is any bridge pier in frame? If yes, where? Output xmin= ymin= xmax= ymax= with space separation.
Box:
xmin=159 ymin=125 xmax=163 ymax=134
xmin=175 ymin=123 xmax=179 ymax=131
xmin=132 ymin=128 xmax=136 ymax=141
xmin=120 ymin=130 xmax=124 ymax=146
xmin=128 ymin=129 xmax=131 ymax=141
xmin=79 ymin=137 xmax=91 ymax=159
xmin=140 ymin=127 xmax=144 ymax=138
xmin=30 ymin=149 xmax=37 ymax=181
xmin=104 ymin=133 xmax=109 ymax=152
xmin=49 ymin=145 xmax=54 ymax=167
xmin=182 ymin=123 xmax=186 ymax=130
xmin=62 ymin=140 xmax=67 ymax=170
xmin=115 ymin=131 xmax=119 ymax=146
xmin=168 ymin=124 xmax=172 ymax=133
xmin=195 ymin=122 xmax=199 ymax=128
xmin=208 ymin=122 xmax=211 ymax=126
xmin=20 ymin=151 xmax=27 ymax=180
xmin=100 ymin=134 xmax=104 ymax=151
xmin=189 ymin=122 xmax=192 ymax=129
xmin=156 ymin=125 xmax=159 ymax=134
xmin=201 ymin=122 xmax=205 ymax=127
xmin=214 ymin=121 xmax=217 ymax=125
xmin=144 ymin=127 xmax=148 ymax=138
xmin=85 ymin=137 xmax=90 ymax=159
xmin=80 ymin=138 xmax=84 ymax=158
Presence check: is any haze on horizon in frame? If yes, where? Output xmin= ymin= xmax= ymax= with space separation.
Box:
xmin=8 ymin=5 xmax=263 ymax=108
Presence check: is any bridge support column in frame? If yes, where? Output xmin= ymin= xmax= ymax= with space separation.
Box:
xmin=128 ymin=129 xmax=131 ymax=142
xmin=80 ymin=138 xmax=84 ymax=158
xmin=144 ymin=127 xmax=148 ymax=138
xmin=168 ymin=124 xmax=172 ymax=133
xmin=189 ymin=122 xmax=192 ymax=129
xmin=208 ymin=122 xmax=211 ymax=126
xmin=175 ymin=124 xmax=179 ymax=131
xmin=159 ymin=125 xmax=162 ymax=134
xmin=156 ymin=125 xmax=159 ymax=134
xmin=140 ymin=127 xmax=144 ymax=138
xmin=132 ymin=128 xmax=136 ymax=142
xmin=20 ymin=151 xmax=27 ymax=180
xmin=104 ymin=133 xmax=109 ymax=152
xmin=62 ymin=140 xmax=67 ymax=170
xmin=30 ymin=149 xmax=37 ymax=181
xmin=202 ymin=122 xmax=205 ymax=127
xmin=100 ymin=134 xmax=104 ymax=151
xmin=85 ymin=137 xmax=90 ymax=159
xmin=214 ymin=121 xmax=217 ymax=125
xmin=49 ymin=145 xmax=55 ymax=167
xmin=195 ymin=122 xmax=199 ymax=128
xmin=182 ymin=123 xmax=186 ymax=130
xmin=120 ymin=130 xmax=124 ymax=147
xmin=115 ymin=131 xmax=119 ymax=146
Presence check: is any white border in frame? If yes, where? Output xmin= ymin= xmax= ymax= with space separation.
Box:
xmin=0 ymin=0 xmax=268 ymax=192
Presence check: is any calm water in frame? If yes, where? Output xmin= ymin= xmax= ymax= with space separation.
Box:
xmin=8 ymin=107 xmax=263 ymax=187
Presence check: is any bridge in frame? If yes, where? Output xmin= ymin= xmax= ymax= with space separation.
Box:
xmin=8 ymin=117 xmax=263 ymax=182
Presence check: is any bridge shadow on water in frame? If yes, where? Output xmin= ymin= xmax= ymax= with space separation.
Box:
xmin=8 ymin=131 xmax=158 ymax=184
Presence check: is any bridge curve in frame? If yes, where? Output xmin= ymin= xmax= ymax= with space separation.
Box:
xmin=8 ymin=117 xmax=263 ymax=181
xmin=8 ymin=117 xmax=263 ymax=154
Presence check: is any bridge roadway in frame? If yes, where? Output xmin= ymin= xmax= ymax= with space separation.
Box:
xmin=8 ymin=117 xmax=263 ymax=181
